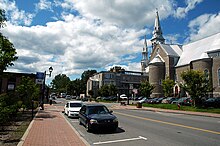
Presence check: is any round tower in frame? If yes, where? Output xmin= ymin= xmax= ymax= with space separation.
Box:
xmin=149 ymin=55 xmax=165 ymax=97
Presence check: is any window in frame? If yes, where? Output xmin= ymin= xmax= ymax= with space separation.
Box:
xmin=218 ymin=68 xmax=220 ymax=86
xmin=204 ymin=69 xmax=209 ymax=81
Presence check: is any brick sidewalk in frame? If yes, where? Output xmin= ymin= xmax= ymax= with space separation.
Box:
xmin=18 ymin=105 xmax=88 ymax=146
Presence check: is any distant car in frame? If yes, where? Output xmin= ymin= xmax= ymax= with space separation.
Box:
xmin=138 ymin=97 xmax=149 ymax=103
xmin=64 ymin=101 xmax=83 ymax=118
xmin=161 ymin=97 xmax=175 ymax=104
xmin=78 ymin=104 xmax=118 ymax=132
xmin=65 ymin=95 xmax=72 ymax=100
xmin=120 ymin=94 xmax=128 ymax=100
xmin=203 ymin=98 xmax=220 ymax=108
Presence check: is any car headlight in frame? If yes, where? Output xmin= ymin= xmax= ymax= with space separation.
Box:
xmin=90 ymin=119 xmax=98 ymax=124
xmin=113 ymin=118 xmax=118 ymax=122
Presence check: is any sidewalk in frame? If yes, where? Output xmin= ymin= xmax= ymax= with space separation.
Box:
xmin=18 ymin=104 xmax=89 ymax=146
xmin=111 ymin=103 xmax=220 ymax=118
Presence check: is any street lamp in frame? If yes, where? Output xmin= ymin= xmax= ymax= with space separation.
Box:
xmin=40 ymin=66 xmax=53 ymax=110
xmin=48 ymin=66 xmax=53 ymax=77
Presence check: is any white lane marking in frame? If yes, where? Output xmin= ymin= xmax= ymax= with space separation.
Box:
xmin=93 ymin=136 xmax=147 ymax=145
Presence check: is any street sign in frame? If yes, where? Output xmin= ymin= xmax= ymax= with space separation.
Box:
xmin=36 ymin=72 xmax=45 ymax=84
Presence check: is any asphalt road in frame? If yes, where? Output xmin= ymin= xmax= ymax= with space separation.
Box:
xmin=56 ymin=99 xmax=220 ymax=146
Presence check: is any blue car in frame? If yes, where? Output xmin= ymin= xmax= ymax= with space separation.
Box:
xmin=78 ymin=104 xmax=118 ymax=132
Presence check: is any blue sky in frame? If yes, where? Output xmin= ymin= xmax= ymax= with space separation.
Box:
xmin=1 ymin=0 xmax=220 ymax=83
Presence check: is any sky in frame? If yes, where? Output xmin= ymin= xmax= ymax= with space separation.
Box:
xmin=1 ymin=0 xmax=220 ymax=83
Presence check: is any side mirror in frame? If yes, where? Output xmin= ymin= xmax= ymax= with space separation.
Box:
xmin=109 ymin=110 xmax=113 ymax=114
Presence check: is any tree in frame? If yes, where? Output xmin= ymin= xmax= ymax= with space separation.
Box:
xmin=108 ymin=84 xmax=117 ymax=96
xmin=98 ymin=85 xmax=110 ymax=97
xmin=66 ymin=78 xmax=83 ymax=96
xmin=15 ymin=76 xmax=40 ymax=109
xmin=180 ymin=70 xmax=213 ymax=107
xmin=139 ymin=81 xmax=154 ymax=97
xmin=162 ymin=77 xmax=175 ymax=97
xmin=0 ymin=9 xmax=7 ymax=28
xmin=51 ymin=74 xmax=70 ymax=93
xmin=0 ymin=9 xmax=18 ymax=73
xmin=81 ymin=70 xmax=97 ymax=93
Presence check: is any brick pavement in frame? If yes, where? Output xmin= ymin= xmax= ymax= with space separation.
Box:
xmin=18 ymin=104 xmax=89 ymax=146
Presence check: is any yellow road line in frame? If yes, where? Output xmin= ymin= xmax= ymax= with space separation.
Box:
xmin=115 ymin=111 xmax=220 ymax=135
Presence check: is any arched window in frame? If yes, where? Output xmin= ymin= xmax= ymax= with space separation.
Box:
xmin=204 ymin=69 xmax=209 ymax=81
xmin=218 ymin=68 xmax=220 ymax=86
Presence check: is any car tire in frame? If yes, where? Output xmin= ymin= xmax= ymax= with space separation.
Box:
xmin=86 ymin=122 xmax=91 ymax=132
xmin=79 ymin=118 xmax=82 ymax=125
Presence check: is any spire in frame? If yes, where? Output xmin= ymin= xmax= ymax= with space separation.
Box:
xmin=151 ymin=10 xmax=165 ymax=46
xmin=141 ymin=35 xmax=149 ymax=73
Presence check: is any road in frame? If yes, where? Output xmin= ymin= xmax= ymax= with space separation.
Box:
xmin=56 ymin=99 xmax=220 ymax=146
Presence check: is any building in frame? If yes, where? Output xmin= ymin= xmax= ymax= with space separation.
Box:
xmin=145 ymin=11 xmax=220 ymax=98
xmin=0 ymin=72 xmax=36 ymax=93
xmin=87 ymin=66 xmax=147 ymax=97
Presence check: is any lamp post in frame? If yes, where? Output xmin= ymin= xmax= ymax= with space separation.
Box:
xmin=41 ymin=66 xmax=53 ymax=110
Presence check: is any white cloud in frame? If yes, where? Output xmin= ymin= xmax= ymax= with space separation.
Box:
xmin=61 ymin=0 xmax=174 ymax=29
xmin=187 ymin=12 xmax=220 ymax=42
xmin=2 ymin=14 xmax=146 ymax=77
xmin=35 ymin=0 xmax=53 ymax=11
xmin=174 ymin=0 xmax=203 ymax=19
xmin=0 ymin=0 xmax=35 ymax=26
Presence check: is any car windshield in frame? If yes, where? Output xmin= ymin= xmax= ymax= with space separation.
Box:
xmin=70 ymin=103 xmax=82 ymax=107
xmin=88 ymin=106 xmax=109 ymax=115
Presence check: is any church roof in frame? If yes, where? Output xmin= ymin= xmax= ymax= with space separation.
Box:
xmin=160 ymin=44 xmax=182 ymax=57
xmin=176 ymin=32 xmax=220 ymax=67
xmin=149 ymin=54 xmax=164 ymax=64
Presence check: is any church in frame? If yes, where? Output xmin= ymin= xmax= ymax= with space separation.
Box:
xmin=141 ymin=11 xmax=220 ymax=98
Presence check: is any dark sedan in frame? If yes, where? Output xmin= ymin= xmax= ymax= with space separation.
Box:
xmin=78 ymin=104 xmax=118 ymax=132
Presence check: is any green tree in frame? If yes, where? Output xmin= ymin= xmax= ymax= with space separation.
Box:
xmin=0 ymin=9 xmax=18 ymax=73
xmin=51 ymin=74 xmax=70 ymax=93
xmin=108 ymin=84 xmax=117 ymax=96
xmin=162 ymin=77 xmax=175 ymax=97
xmin=98 ymin=85 xmax=110 ymax=97
xmin=66 ymin=79 xmax=83 ymax=96
xmin=0 ymin=9 xmax=7 ymax=28
xmin=180 ymin=70 xmax=213 ymax=107
xmin=16 ymin=76 xmax=40 ymax=109
xmin=139 ymin=81 xmax=154 ymax=97
xmin=81 ymin=70 xmax=97 ymax=93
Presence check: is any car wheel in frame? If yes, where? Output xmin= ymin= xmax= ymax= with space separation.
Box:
xmin=79 ymin=118 xmax=82 ymax=125
xmin=86 ymin=122 xmax=91 ymax=132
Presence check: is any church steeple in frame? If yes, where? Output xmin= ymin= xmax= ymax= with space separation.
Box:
xmin=151 ymin=10 xmax=165 ymax=48
xmin=141 ymin=35 xmax=149 ymax=73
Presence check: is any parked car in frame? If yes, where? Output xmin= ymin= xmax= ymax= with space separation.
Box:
xmin=155 ymin=97 xmax=165 ymax=104
xmin=64 ymin=101 xmax=83 ymax=118
xmin=138 ymin=97 xmax=149 ymax=104
xmin=171 ymin=98 xmax=181 ymax=104
xmin=78 ymin=104 xmax=118 ymax=132
xmin=161 ymin=97 xmax=175 ymax=104
xmin=65 ymin=95 xmax=72 ymax=100
xmin=176 ymin=97 xmax=192 ymax=106
xmin=203 ymin=98 xmax=220 ymax=108
xmin=148 ymin=98 xmax=159 ymax=104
